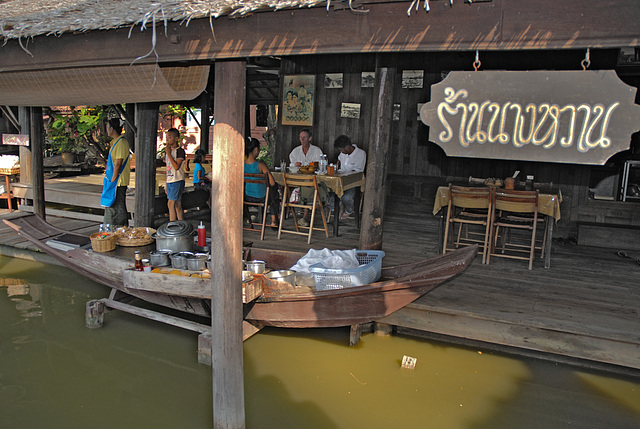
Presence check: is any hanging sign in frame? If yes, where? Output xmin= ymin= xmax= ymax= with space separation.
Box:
xmin=2 ymin=134 xmax=29 ymax=146
xmin=419 ymin=70 xmax=640 ymax=165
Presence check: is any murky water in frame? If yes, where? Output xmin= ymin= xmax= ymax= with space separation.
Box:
xmin=1 ymin=256 xmax=639 ymax=429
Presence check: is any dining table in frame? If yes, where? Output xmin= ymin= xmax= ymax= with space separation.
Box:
xmin=433 ymin=184 xmax=562 ymax=268
xmin=272 ymin=170 xmax=365 ymax=237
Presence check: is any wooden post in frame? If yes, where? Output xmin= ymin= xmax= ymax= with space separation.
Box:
xmin=200 ymin=91 xmax=211 ymax=154
xmin=211 ymin=60 xmax=246 ymax=429
xmin=18 ymin=107 xmax=32 ymax=185
xmin=134 ymin=103 xmax=158 ymax=227
xmin=30 ymin=107 xmax=45 ymax=219
xmin=124 ymin=104 xmax=136 ymax=150
xmin=359 ymin=60 xmax=396 ymax=250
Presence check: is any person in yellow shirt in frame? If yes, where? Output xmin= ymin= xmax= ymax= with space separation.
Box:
xmin=102 ymin=118 xmax=130 ymax=227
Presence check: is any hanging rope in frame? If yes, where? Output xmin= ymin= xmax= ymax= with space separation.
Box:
xmin=581 ymin=48 xmax=591 ymax=70
xmin=473 ymin=50 xmax=481 ymax=71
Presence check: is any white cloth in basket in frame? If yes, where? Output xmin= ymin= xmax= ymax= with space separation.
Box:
xmin=290 ymin=248 xmax=360 ymax=273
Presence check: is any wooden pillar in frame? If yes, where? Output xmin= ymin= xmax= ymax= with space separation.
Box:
xmin=18 ymin=107 xmax=32 ymax=185
xmin=134 ymin=103 xmax=158 ymax=227
xmin=200 ymin=91 xmax=211 ymax=153
xmin=359 ymin=61 xmax=396 ymax=250
xmin=30 ymin=107 xmax=45 ymax=219
xmin=211 ymin=60 xmax=246 ymax=429
xmin=124 ymin=104 xmax=136 ymax=150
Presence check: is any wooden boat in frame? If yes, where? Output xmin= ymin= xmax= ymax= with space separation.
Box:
xmin=3 ymin=214 xmax=477 ymax=328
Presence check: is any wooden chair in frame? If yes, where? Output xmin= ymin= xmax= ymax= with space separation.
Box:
xmin=487 ymin=189 xmax=540 ymax=270
xmin=443 ymin=185 xmax=492 ymax=264
xmin=278 ymin=173 xmax=329 ymax=244
xmin=243 ymin=173 xmax=270 ymax=240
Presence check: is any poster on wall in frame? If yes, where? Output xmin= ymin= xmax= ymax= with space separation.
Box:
xmin=282 ymin=75 xmax=315 ymax=126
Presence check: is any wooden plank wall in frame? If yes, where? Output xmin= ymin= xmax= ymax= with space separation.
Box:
xmin=274 ymin=49 xmax=638 ymax=234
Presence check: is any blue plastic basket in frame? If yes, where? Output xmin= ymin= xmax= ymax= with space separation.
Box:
xmin=309 ymin=250 xmax=385 ymax=291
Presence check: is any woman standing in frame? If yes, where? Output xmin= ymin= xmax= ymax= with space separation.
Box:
xmin=101 ymin=118 xmax=130 ymax=227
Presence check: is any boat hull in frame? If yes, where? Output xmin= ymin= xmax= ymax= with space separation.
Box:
xmin=4 ymin=214 xmax=477 ymax=328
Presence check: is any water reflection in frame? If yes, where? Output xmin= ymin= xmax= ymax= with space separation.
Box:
xmin=1 ymin=255 xmax=640 ymax=429
xmin=1 ymin=277 xmax=42 ymax=319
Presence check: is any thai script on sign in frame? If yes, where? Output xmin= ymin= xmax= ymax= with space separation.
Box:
xmin=436 ymin=87 xmax=620 ymax=153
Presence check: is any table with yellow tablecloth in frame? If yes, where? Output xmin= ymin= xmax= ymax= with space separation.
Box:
xmin=433 ymin=185 xmax=563 ymax=268
xmin=272 ymin=171 xmax=365 ymax=236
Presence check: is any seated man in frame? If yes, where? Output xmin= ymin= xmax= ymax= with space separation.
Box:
xmin=289 ymin=129 xmax=324 ymax=227
xmin=334 ymin=135 xmax=366 ymax=220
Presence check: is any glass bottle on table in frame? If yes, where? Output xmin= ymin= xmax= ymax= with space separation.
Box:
xmin=134 ymin=251 xmax=144 ymax=271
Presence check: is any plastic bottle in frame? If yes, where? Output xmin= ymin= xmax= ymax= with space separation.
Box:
xmin=134 ymin=251 xmax=144 ymax=271
xmin=197 ymin=221 xmax=206 ymax=247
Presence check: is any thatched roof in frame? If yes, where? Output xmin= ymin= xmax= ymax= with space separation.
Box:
xmin=0 ymin=0 xmax=329 ymax=40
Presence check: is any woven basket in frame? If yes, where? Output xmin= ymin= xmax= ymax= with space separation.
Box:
xmin=116 ymin=237 xmax=154 ymax=247
xmin=90 ymin=232 xmax=116 ymax=252
xmin=114 ymin=227 xmax=156 ymax=247
xmin=0 ymin=167 xmax=20 ymax=175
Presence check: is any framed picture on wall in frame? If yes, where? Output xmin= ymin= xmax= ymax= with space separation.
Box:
xmin=282 ymin=74 xmax=315 ymax=126
xmin=392 ymin=104 xmax=401 ymax=121
xmin=341 ymin=102 xmax=361 ymax=119
xmin=402 ymin=70 xmax=424 ymax=88
xmin=361 ymin=72 xmax=375 ymax=88
xmin=324 ymin=73 xmax=343 ymax=88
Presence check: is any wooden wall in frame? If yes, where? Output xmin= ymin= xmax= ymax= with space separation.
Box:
xmin=274 ymin=49 xmax=639 ymax=235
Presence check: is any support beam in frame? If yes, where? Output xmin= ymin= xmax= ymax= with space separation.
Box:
xmin=1 ymin=1 xmax=639 ymax=72
xmin=200 ymin=91 xmax=211 ymax=154
xmin=210 ymin=60 xmax=246 ymax=428
xmin=359 ymin=61 xmax=395 ymax=250
xmin=29 ymin=107 xmax=45 ymax=219
xmin=134 ymin=103 xmax=158 ymax=227
xmin=18 ymin=107 xmax=32 ymax=185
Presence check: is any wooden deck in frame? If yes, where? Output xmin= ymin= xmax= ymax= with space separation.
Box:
xmin=0 ymin=196 xmax=638 ymax=373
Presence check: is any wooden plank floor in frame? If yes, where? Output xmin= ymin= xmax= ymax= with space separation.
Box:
xmin=1 ymin=196 xmax=639 ymax=372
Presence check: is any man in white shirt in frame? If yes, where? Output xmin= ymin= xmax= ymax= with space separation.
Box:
xmin=335 ymin=135 xmax=366 ymax=220
xmin=289 ymin=129 xmax=325 ymax=227
xmin=289 ymin=129 xmax=323 ymax=167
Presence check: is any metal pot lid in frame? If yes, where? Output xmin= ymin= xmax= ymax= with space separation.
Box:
xmin=156 ymin=221 xmax=194 ymax=237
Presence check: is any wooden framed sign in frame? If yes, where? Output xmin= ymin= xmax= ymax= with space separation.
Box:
xmin=420 ymin=70 xmax=640 ymax=165
xmin=2 ymin=134 xmax=29 ymax=146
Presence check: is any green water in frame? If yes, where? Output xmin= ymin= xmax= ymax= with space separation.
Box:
xmin=1 ymin=256 xmax=639 ymax=428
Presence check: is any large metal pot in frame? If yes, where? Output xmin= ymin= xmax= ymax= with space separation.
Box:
xmin=149 ymin=250 xmax=171 ymax=266
xmin=245 ymin=260 xmax=266 ymax=274
xmin=153 ymin=221 xmax=195 ymax=253
xmin=187 ymin=253 xmax=208 ymax=271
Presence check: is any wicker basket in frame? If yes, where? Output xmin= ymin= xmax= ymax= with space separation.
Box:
xmin=114 ymin=227 xmax=156 ymax=247
xmin=116 ymin=237 xmax=154 ymax=247
xmin=90 ymin=232 xmax=116 ymax=252
xmin=0 ymin=167 xmax=20 ymax=175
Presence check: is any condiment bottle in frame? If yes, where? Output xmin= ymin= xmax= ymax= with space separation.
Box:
xmin=134 ymin=251 xmax=144 ymax=271
xmin=197 ymin=221 xmax=206 ymax=247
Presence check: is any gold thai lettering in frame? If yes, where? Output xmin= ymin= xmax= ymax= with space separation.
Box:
xmin=436 ymin=87 xmax=620 ymax=153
